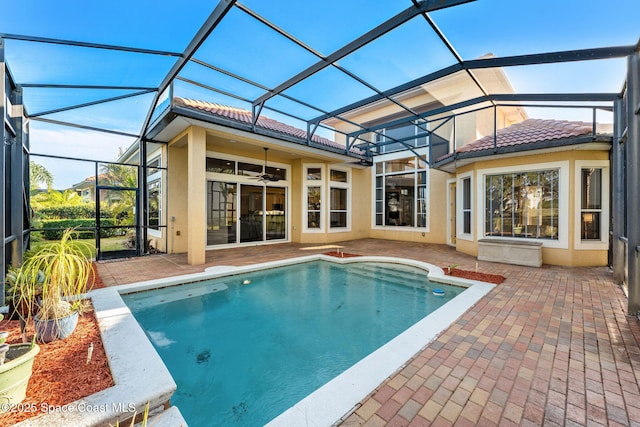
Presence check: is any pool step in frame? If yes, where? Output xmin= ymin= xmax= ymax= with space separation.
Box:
xmin=126 ymin=282 xmax=229 ymax=310
xmin=343 ymin=264 xmax=428 ymax=289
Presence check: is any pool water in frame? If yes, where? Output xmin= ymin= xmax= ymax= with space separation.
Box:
xmin=123 ymin=260 xmax=463 ymax=426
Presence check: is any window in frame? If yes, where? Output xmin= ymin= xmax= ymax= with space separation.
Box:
xmin=374 ymin=156 xmax=427 ymax=228
xmin=206 ymin=156 xmax=287 ymax=180
xmin=330 ymin=188 xmax=347 ymax=228
xmin=581 ymin=168 xmax=602 ymax=240
xmin=307 ymin=186 xmax=322 ymax=229
xmin=485 ymin=169 xmax=559 ymax=240
xmin=148 ymin=180 xmax=161 ymax=230
xmin=206 ymin=157 xmax=234 ymax=174
xmin=307 ymin=167 xmax=322 ymax=180
xmin=374 ymin=122 xmax=428 ymax=154
xmin=147 ymin=156 xmax=162 ymax=232
xmin=303 ymin=165 xmax=324 ymax=231
xmin=575 ymin=161 xmax=609 ymax=248
xmin=329 ymin=168 xmax=350 ymax=229
xmin=147 ymin=156 xmax=161 ymax=176
xmin=238 ymin=161 xmax=262 ymax=178
xmin=462 ymin=177 xmax=471 ymax=235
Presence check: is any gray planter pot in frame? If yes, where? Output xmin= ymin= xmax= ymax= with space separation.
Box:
xmin=34 ymin=310 xmax=79 ymax=343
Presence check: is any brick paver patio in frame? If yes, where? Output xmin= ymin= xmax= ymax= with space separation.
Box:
xmin=95 ymin=239 xmax=640 ymax=426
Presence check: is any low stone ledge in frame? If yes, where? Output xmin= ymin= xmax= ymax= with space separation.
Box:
xmin=478 ymin=238 xmax=543 ymax=267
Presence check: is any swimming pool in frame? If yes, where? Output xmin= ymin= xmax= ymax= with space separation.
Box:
xmin=123 ymin=259 xmax=466 ymax=426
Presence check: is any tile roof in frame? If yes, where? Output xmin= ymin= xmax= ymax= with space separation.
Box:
xmin=456 ymin=118 xmax=608 ymax=154
xmin=173 ymin=97 xmax=351 ymax=152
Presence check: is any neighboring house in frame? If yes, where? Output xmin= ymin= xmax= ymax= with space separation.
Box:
xmin=70 ymin=174 xmax=123 ymax=204
xmin=139 ymin=67 xmax=611 ymax=267
xmin=71 ymin=175 xmax=98 ymax=202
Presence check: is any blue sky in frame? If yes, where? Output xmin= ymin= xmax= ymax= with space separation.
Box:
xmin=1 ymin=0 xmax=639 ymax=188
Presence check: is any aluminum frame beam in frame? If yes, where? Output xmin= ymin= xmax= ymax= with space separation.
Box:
xmin=237 ymin=2 xmax=421 ymax=129
xmin=175 ymin=76 xmax=311 ymax=126
xmin=417 ymin=7 xmax=494 ymax=109
xmin=314 ymin=44 xmax=636 ymax=123
xmin=31 ymin=117 xmax=140 ymax=138
xmin=0 ymin=33 xmax=182 ymax=57
xmin=252 ymin=0 xmax=474 ymax=107
xmin=19 ymin=83 xmax=157 ymax=90
xmin=140 ymin=0 xmax=238 ymax=138
xmin=612 ymin=98 xmax=626 ymax=285
xmin=1 ymin=38 xmax=6 ymax=302
xmin=627 ymin=49 xmax=640 ymax=314
xmin=29 ymin=89 xmax=155 ymax=118
xmin=10 ymin=86 xmax=25 ymax=269
xmin=347 ymin=93 xmax=620 ymax=138
xmin=185 ymin=56 xmax=394 ymax=149
xmin=190 ymin=56 xmax=332 ymax=117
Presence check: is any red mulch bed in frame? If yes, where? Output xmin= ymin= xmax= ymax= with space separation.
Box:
xmin=0 ymin=263 xmax=113 ymax=424
xmin=443 ymin=267 xmax=506 ymax=284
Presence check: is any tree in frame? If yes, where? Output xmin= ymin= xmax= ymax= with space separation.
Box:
xmin=30 ymin=161 xmax=54 ymax=192
xmin=31 ymin=189 xmax=87 ymax=209
xmin=99 ymin=148 xmax=138 ymax=225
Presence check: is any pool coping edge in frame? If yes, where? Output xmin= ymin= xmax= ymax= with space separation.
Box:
xmin=16 ymin=254 xmax=494 ymax=426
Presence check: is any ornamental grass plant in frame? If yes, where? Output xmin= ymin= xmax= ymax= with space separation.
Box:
xmin=9 ymin=229 xmax=94 ymax=327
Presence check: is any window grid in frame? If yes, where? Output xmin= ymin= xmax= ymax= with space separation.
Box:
xmin=374 ymin=157 xmax=427 ymax=228
xmin=303 ymin=165 xmax=325 ymax=232
xmin=581 ymin=168 xmax=602 ymax=240
xmin=485 ymin=169 xmax=559 ymax=240
xmin=329 ymin=168 xmax=349 ymax=229
xmin=462 ymin=177 xmax=471 ymax=234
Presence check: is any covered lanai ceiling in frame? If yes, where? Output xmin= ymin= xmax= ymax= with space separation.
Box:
xmin=1 ymin=0 xmax=639 ymax=184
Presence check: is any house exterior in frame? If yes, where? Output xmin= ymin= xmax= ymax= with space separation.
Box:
xmin=140 ymin=68 xmax=612 ymax=268
xmin=71 ymin=175 xmax=100 ymax=202
xmin=434 ymin=119 xmax=612 ymax=267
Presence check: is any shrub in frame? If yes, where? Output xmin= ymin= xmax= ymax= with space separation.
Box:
xmin=39 ymin=218 xmax=120 ymax=240
xmin=34 ymin=205 xmax=96 ymax=220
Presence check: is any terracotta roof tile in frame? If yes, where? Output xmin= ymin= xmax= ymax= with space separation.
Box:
xmin=456 ymin=118 xmax=604 ymax=154
xmin=174 ymin=97 xmax=352 ymax=152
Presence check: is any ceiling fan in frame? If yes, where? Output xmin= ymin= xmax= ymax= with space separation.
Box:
xmin=253 ymin=147 xmax=281 ymax=183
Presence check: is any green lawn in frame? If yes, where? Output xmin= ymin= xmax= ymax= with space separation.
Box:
xmin=30 ymin=237 xmax=130 ymax=259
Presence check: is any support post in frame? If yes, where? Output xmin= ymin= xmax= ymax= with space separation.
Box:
xmin=10 ymin=86 xmax=25 ymax=266
xmin=627 ymin=50 xmax=640 ymax=315
xmin=1 ymin=38 xmax=6 ymax=305
xmin=138 ymin=139 xmax=148 ymax=256
xmin=612 ymin=99 xmax=626 ymax=285
xmin=186 ymin=127 xmax=207 ymax=265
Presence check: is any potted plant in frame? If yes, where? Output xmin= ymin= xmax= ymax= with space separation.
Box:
xmin=10 ymin=228 xmax=94 ymax=343
xmin=0 ymin=314 xmax=40 ymax=409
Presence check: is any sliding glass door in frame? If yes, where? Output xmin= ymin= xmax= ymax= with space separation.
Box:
xmin=207 ymin=181 xmax=286 ymax=246
xmin=240 ymin=185 xmax=264 ymax=243
xmin=266 ymin=187 xmax=286 ymax=240
xmin=207 ymin=182 xmax=237 ymax=245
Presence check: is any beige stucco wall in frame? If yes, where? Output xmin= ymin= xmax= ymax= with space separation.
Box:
xmin=454 ymin=149 xmax=610 ymax=267
xmin=165 ymin=132 xmax=189 ymax=254
xmin=162 ymin=125 xmax=376 ymax=261
xmin=160 ymin=122 xmax=609 ymax=268
xmin=293 ymin=158 xmax=370 ymax=245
